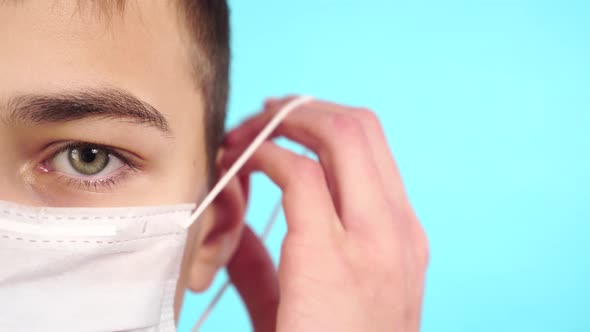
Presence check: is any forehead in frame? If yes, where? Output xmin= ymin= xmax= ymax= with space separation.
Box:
xmin=0 ymin=0 xmax=201 ymax=127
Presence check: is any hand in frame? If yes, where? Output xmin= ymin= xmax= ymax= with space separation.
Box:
xmin=224 ymin=97 xmax=429 ymax=332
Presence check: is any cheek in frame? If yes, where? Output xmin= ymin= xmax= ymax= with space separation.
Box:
xmin=174 ymin=163 xmax=208 ymax=203
xmin=155 ymin=143 xmax=209 ymax=204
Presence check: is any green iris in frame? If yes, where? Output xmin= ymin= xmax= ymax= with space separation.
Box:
xmin=68 ymin=146 xmax=109 ymax=175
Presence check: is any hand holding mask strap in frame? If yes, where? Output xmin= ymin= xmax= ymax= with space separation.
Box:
xmin=180 ymin=95 xmax=313 ymax=229
xmin=188 ymin=96 xmax=314 ymax=331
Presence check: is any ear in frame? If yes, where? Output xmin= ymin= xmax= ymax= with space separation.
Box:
xmin=185 ymin=148 xmax=249 ymax=292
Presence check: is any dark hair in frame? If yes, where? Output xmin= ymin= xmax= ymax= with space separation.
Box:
xmin=101 ymin=1 xmax=231 ymax=185
xmin=180 ymin=0 xmax=230 ymax=186
xmin=5 ymin=0 xmax=231 ymax=186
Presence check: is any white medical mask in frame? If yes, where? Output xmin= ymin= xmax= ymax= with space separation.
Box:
xmin=0 ymin=202 xmax=195 ymax=332
xmin=0 ymin=96 xmax=313 ymax=332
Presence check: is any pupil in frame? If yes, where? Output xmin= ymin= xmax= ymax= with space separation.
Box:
xmin=68 ymin=145 xmax=109 ymax=175
xmin=80 ymin=148 xmax=98 ymax=163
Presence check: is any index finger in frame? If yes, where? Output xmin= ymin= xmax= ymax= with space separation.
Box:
xmin=226 ymin=99 xmax=392 ymax=232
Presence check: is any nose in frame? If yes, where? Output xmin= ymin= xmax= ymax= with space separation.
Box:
xmin=0 ymin=133 xmax=36 ymax=205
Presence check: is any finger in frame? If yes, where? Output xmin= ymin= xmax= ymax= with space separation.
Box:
xmin=408 ymin=224 xmax=430 ymax=332
xmin=304 ymin=100 xmax=410 ymax=209
xmin=224 ymin=96 xmax=299 ymax=146
xmin=224 ymin=97 xmax=294 ymax=146
xmin=238 ymin=173 xmax=251 ymax=203
xmin=226 ymin=99 xmax=391 ymax=232
xmin=227 ymin=226 xmax=278 ymax=332
xmin=222 ymin=141 xmax=341 ymax=237
xmin=228 ymin=98 xmax=409 ymax=210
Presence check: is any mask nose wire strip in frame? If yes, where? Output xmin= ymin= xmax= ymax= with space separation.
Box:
xmin=179 ymin=95 xmax=314 ymax=229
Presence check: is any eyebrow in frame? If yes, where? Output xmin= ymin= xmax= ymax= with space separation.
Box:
xmin=4 ymin=88 xmax=171 ymax=135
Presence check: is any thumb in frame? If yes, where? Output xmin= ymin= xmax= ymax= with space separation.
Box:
xmin=227 ymin=226 xmax=279 ymax=332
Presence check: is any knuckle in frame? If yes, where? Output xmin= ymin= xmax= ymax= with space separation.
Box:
xmin=330 ymin=113 xmax=365 ymax=141
xmin=413 ymin=224 xmax=430 ymax=269
xmin=265 ymin=95 xmax=298 ymax=112
xmin=266 ymin=104 xmax=281 ymax=117
xmin=356 ymin=107 xmax=380 ymax=127
xmin=292 ymin=156 xmax=324 ymax=182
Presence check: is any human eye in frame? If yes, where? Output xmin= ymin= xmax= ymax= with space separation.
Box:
xmin=38 ymin=142 xmax=140 ymax=191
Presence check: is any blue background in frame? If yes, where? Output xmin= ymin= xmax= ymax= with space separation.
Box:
xmin=179 ymin=1 xmax=590 ymax=331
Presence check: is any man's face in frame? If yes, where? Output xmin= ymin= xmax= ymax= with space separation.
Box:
xmin=0 ymin=0 xmax=223 ymax=315
xmin=0 ymin=1 xmax=207 ymax=207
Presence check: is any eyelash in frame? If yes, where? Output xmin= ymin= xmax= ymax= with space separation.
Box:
xmin=56 ymin=171 xmax=134 ymax=192
xmin=42 ymin=142 xmax=140 ymax=191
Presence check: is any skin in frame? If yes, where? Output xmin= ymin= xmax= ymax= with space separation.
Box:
xmin=0 ymin=1 xmax=429 ymax=331
xmin=224 ymin=99 xmax=429 ymax=332
xmin=0 ymin=0 xmax=231 ymax=322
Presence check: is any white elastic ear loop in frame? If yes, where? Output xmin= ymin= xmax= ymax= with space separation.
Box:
xmin=193 ymin=149 xmax=314 ymax=331
xmin=185 ymin=96 xmax=314 ymax=331
xmin=179 ymin=95 xmax=314 ymax=229
xmin=191 ymin=197 xmax=283 ymax=332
